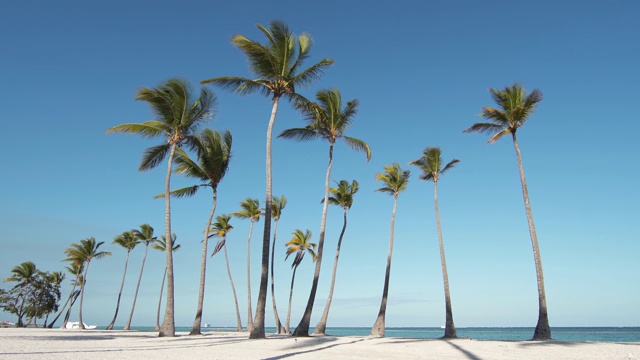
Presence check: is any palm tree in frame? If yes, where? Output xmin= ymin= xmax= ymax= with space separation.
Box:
xmin=201 ymin=20 xmax=333 ymax=339
xmin=151 ymin=234 xmax=180 ymax=332
xmin=233 ymin=198 xmax=261 ymax=332
xmin=3 ymin=262 xmax=38 ymax=327
xmin=42 ymin=271 xmax=65 ymax=327
xmin=106 ymin=231 xmax=139 ymax=330
xmin=58 ymin=262 xmax=84 ymax=329
xmin=158 ymin=129 xmax=232 ymax=335
xmin=64 ymin=237 xmax=111 ymax=329
xmin=48 ymin=263 xmax=82 ymax=328
xmin=410 ymin=147 xmax=460 ymax=339
xmin=107 ymin=78 xmax=215 ymax=337
xmin=370 ymin=164 xmax=410 ymax=337
xmin=284 ymin=229 xmax=317 ymax=334
xmin=269 ymin=195 xmax=286 ymax=333
xmin=463 ymin=83 xmax=550 ymax=340
xmin=123 ymin=224 xmax=157 ymax=330
xmin=280 ymin=88 xmax=370 ymax=336
xmin=313 ymin=179 xmax=359 ymax=335
xmin=210 ymin=214 xmax=243 ymax=332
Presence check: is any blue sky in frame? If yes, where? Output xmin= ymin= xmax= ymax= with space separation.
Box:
xmin=1 ymin=0 xmax=638 ymax=329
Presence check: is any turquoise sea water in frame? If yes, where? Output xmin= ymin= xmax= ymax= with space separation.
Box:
xmin=114 ymin=326 xmax=639 ymax=343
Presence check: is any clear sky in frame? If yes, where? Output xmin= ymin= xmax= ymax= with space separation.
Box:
xmin=1 ymin=0 xmax=638 ymax=329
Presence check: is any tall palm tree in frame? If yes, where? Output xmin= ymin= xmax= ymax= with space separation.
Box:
xmin=151 ymin=234 xmax=180 ymax=332
xmin=64 ymin=237 xmax=111 ymax=329
xmin=410 ymin=147 xmax=460 ymax=339
xmin=270 ymin=195 xmax=286 ymax=333
xmin=107 ymin=78 xmax=215 ymax=337
xmin=106 ymin=231 xmax=140 ymax=330
xmin=463 ymin=83 xmax=550 ymax=340
xmin=370 ymin=164 xmax=410 ymax=337
xmin=313 ymin=179 xmax=359 ymax=335
xmin=233 ymin=198 xmax=261 ymax=332
xmin=3 ymin=262 xmax=38 ymax=327
xmin=284 ymin=229 xmax=317 ymax=334
xmin=210 ymin=214 xmax=243 ymax=332
xmin=58 ymin=262 xmax=84 ymax=329
xmin=123 ymin=224 xmax=157 ymax=330
xmin=201 ymin=20 xmax=333 ymax=339
xmin=280 ymin=88 xmax=370 ymax=336
xmin=159 ymin=129 xmax=232 ymax=335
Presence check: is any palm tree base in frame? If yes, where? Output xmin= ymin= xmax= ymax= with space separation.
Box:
xmin=532 ymin=318 xmax=552 ymax=340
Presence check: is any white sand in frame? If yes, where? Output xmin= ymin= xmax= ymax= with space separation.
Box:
xmin=0 ymin=328 xmax=638 ymax=359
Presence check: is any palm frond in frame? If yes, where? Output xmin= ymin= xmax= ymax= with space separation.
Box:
xmin=106 ymin=121 xmax=170 ymax=138
xmin=462 ymin=122 xmax=503 ymax=135
xmin=343 ymin=136 xmax=371 ymax=161
xmin=278 ymin=127 xmax=319 ymax=141
xmin=139 ymin=143 xmax=171 ymax=171
xmin=488 ymin=129 xmax=511 ymax=143
xmin=375 ymin=163 xmax=410 ymax=195
xmin=211 ymin=239 xmax=226 ymax=257
xmin=154 ymin=185 xmax=202 ymax=199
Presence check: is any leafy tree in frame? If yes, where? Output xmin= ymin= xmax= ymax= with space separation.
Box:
xmin=284 ymin=229 xmax=317 ymax=334
xmin=370 ymin=164 xmax=410 ymax=337
xmin=124 ymin=224 xmax=157 ymax=330
xmin=314 ymin=180 xmax=359 ymax=335
xmin=269 ymin=195 xmax=286 ymax=333
xmin=201 ymin=20 xmax=333 ymax=339
xmin=410 ymin=147 xmax=460 ymax=338
xmin=2 ymin=262 xmax=37 ymax=327
xmin=233 ymin=198 xmax=261 ymax=332
xmin=151 ymin=234 xmax=180 ymax=332
xmin=210 ymin=214 xmax=243 ymax=331
xmin=107 ymin=78 xmax=215 ymax=337
xmin=279 ymin=88 xmax=370 ymax=336
xmin=106 ymin=231 xmax=139 ymax=330
xmin=464 ymin=83 xmax=551 ymax=340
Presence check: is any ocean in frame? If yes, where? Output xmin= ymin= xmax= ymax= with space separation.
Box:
xmin=115 ymin=326 xmax=639 ymax=342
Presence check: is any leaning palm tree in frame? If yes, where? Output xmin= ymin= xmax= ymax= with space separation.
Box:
xmin=201 ymin=20 xmax=333 ymax=339
xmin=313 ymin=179 xmax=359 ymax=335
xmin=233 ymin=198 xmax=261 ymax=332
xmin=58 ymin=261 xmax=84 ymax=329
xmin=410 ymin=147 xmax=460 ymax=339
xmin=280 ymin=88 xmax=370 ymax=336
xmin=269 ymin=195 xmax=286 ymax=333
xmin=157 ymin=129 xmax=232 ymax=335
xmin=210 ymin=214 xmax=243 ymax=332
xmin=370 ymin=164 xmax=410 ymax=337
xmin=463 ymin=83 xmax=550 ymax=340
xmin=151 ymin=234 xmax=180 ymax=332
xmin=43 ymin=271 xmax=65 ymax=327
xmin=107 ymin=78 xmax=215 ymax=337
xmin=284 ymin=229 xmax=317 ymax=334
xmin=123 ymin=224 xmax=157 ymax=330
xmin=64 ymin=237 xmax=111 ymax=330
xmin=106 ymin=231 xmax=140 ymax=330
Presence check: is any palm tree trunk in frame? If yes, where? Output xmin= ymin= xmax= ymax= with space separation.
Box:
xmin=511 ymin=133 xmax=551 ymax=340
xmin=314 ymin=208 xmax=348 ymax=335
xmin=190 ymin=191 xmax=218 ymax=335
xmin=246 ymin=221 xmax=255 ymax=332
xmin=155 ymin=268 xmax=166 ymax=332
xmin=124 ymin=244 xmax=149 ymax=330
xmin=224 ymin=242 xmax=243 ymax=332
xmin=78 ymin=262 xmax=91 ymax=330
xmin=106 ymin=250 xmax=131 ymax=330
xmin=250 ymin=96 xmax=280 ymax=339
xmin=270 ymin=219 xmax=284 ymax=333
xmin=371 ymin=194 xmax=398 ymax=337
xmin=61 ymin=270 xmax=81 ymax=329
xmin=285 ymin=265 xmax=298 ymax=334
xmin=49 ymin=287 xmax=74 ymax=328
xmin=434 ymin=181 xmax=457 ymax=339
xmin=293 ymin=143 xmax=334 ymax=337
xmin=159 ymin=144 xmax=177 ymax=337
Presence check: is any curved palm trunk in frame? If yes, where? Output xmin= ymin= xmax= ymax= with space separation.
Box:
xmin=223 ymin=242 xmax=243 ymax=332
xmin=371 ymin=193 xmax=398 ymax=337
xmin=314 ymin=208 xmax=348 ymax=335
xmin=78 ymin=261 xmax=92 ymax=330
xmin=61 ymin=291 xmax=80 ymax=329
xmin=246 ymin=221 xmax=255 ymax=332
xmin=190 ymin=191 xmax=218 ymax=335
xmin=285 ymin=265 xmax=299 ymax=334
xmin=124 ymin=244 xmax=149 ymax=330
xmin=512 ymin=133 xmax=551 ymax=340
xmin=106 ymin=250 xmax=132 ymax=330
xmin=155 ymin=267 xmax=166 ymax=331
xmin=250 ymin=97 xmax=280 ymax=339
xmin=434 ymin=181 xmax=457 ymax=339
xmin=159 ymin=144 xmax=177 ymax=337
xmin=270 ymin=219 xmax=284 ymax=333
xmin=61 ymin=269 xmax=81 ymax=329
xmin=49 ymin=287 xmax=75 ymax=328
xmin=293 ymin=143 xmax=334 ymax=337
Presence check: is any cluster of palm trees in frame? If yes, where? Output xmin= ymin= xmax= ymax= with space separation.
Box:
xmin=103 ymin=19 xmax=551 ymax=341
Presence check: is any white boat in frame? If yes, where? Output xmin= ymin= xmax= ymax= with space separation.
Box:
xmin=203 ymin=323 xmax=211 ymax=328
xmin=65 ymin=321 xmax=97 ymax=330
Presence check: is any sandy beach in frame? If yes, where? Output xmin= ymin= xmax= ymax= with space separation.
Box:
xmin=0 ymin=328 xmax=638 ymax=359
